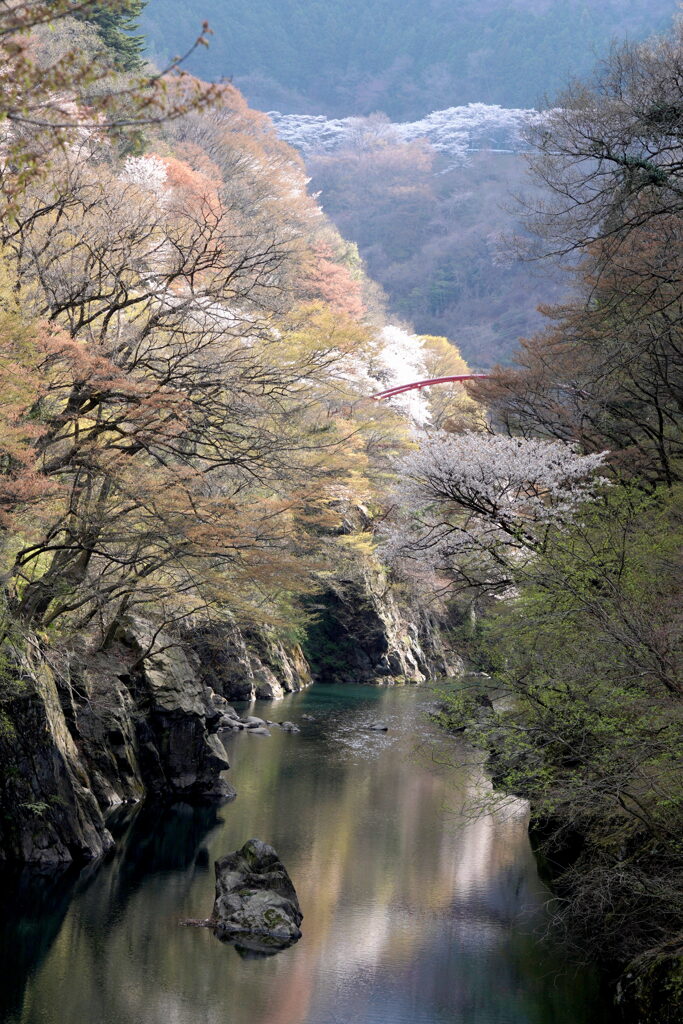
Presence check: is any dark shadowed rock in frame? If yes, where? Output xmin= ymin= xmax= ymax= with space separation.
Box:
xmin=0 ymin=617 xmax=237 ymax=866
xmin=303 ymin=581 xmax=462 ymax=685
xmin=211 ymin=839 xmax=302 ymax=950
xmin=188 ymin=623 xmax=311 ymax=702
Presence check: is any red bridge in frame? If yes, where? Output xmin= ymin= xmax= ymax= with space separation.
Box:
xmin=371 ymin=374 xmax=489 ymax=400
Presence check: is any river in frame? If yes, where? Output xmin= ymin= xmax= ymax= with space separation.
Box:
xmin=0 ymin=683 xmax=615 ymax=1024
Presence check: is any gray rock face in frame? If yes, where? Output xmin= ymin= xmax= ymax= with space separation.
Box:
xmin=0 ymin=653 xmax=114 ymax=867
xmin=305 ymin=580 xmax=462 ymax=685
xmin=98 ymin=620 xmax=232 ymax=802
xmin=211 ymin=840 xmax=303 ymax=951
xmin=0 ymin=619 xmax=234 ymax=866
xmin=189 ymin=623 xmax=311 ymax=703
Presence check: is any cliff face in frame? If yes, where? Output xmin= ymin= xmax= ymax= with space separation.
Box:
xmin=189 ymin=582 xmax=459 ymax=698
xmin=303 ymin=581 xmax=460 ymax=685
xmin=0 ymin=621 xmax=232 ymax=867
xmin=189 ymin=623 xmax=312 ymax=702
xmin=0 ymin=646 xmax=115 ymax=867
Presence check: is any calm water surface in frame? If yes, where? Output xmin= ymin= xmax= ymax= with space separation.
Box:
xmin=0 ymin=684 xmax=615 ymax=1024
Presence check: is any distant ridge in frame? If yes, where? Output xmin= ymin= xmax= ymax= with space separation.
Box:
xmin=269 ymin=104 xmax=542 ymax=159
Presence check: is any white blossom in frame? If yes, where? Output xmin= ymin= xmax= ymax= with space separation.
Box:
xmin=120 ymin=155 xmax=168 ymax=198
xmin=375 ymin=325 xmax=430 ymax=425
xmin=269 ymin=104 xmax=544 ymax=160
xmin=383 ymin=432 xmax=609 ymax=585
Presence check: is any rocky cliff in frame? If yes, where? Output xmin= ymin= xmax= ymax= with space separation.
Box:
xmin=303 ymin=579 xmax=460 ymax=685
xmin=0 ymin=581 xmax=459 ymax=865
xmin=0 ymin=621 xmax=233 ymax=866
xmin=189 ymin=622 xmax=311 ymax=702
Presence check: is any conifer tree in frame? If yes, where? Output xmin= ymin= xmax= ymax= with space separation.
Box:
xmin=76 ymin=1 xmax=147 ymax=71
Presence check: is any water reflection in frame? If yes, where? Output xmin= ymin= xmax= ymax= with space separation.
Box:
xmin=1 ymin=684 xmax=614 ymax=1024
xmin=0 ymin=864 xmax=82 ymax=1022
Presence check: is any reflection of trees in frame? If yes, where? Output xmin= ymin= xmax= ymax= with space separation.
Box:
xmin=14 ymin=688 xmax=604 ymax=1024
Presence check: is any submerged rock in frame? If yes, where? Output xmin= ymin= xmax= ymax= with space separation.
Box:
xmin=211 ymin=839 xmax=303 ymax=950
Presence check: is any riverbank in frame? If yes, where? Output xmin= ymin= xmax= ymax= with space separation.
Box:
xmin=434 ymin=674 xmax=683 ymax=1024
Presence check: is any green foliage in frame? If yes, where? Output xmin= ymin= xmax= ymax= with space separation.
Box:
xmin=0 ymin=710 xmax=17 ymax=741
xmin=439 ymin=486 xmax=683 ymax=963
xmin=19 ymin=801 xmax=48 ymax=817
xmin=76 ymin=1 xmax=147 ymax=71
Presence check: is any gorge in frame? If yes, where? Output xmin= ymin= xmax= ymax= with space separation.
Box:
xmin=0 ymin=3 xmax=681 ymax=1024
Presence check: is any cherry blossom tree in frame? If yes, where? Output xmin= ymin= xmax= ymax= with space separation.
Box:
xmin=385 ymin=431 xmax=609 ymax=593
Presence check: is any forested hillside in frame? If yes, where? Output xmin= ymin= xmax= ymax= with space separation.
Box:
xmin=307 ymin=129 xmax=561 ymax=367
xmin=143 ymin=0 xmax=676 ymax=118
xmin=0 ymin=1 xmax=477 ymax=866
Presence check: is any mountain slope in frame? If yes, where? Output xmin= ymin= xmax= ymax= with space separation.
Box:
xmin=143 ymin=0 xmax=677 ymax=118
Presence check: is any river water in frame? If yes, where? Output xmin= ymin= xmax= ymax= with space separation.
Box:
xmin=0 ymin=683 xmax=614 ymax=1024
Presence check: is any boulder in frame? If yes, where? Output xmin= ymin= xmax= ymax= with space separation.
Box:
xmin=280 ymin=721 xmax=300 ymax=733
xmin=211 ymin=840 xmax=303 ymax=951
xmin=217 ymin=715 xmax=241 ymax=731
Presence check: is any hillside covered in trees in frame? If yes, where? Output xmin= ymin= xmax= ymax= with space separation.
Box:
xmin=0 ymin=0 xmax=477 ymax=869
xmin=143 ymin=0 xmax=677 ymax=118
xmin=306 ymin=127 xmax=560 ymax=367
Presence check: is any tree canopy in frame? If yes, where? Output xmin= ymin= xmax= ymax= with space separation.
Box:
xmin=74 ymin=1 xmax=147 ymax=70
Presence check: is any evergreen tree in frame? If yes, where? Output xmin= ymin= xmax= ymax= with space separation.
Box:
xmin=76 ymin=1 xmax=147 ymax=71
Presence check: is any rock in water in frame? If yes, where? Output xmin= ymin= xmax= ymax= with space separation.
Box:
xmin=211 ymin=839 xmax=303 ymax=952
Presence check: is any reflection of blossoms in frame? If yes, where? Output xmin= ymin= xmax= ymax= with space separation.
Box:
xmin=383 ymin=432 xmax=609 ymax=589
